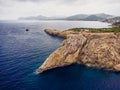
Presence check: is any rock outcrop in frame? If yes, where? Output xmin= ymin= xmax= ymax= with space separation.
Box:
xmin=44 ymin=29 xmax=80 ymax=38
xmin=36 ymin=29 xmax=120 ymax=73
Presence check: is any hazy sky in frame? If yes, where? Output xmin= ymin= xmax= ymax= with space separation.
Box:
xmin=0 ymin=0 xmax=120 ymax=20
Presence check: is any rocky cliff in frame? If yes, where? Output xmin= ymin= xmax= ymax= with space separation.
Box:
xmin=36 ymin=29 xmax=120 ymax=73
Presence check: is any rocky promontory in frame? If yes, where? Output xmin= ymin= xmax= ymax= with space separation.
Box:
xmin=36 ymin=28 xmax=120 ymax=73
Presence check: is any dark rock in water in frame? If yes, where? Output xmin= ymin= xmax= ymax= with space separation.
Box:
xmin=26 ymin=29 xmax=29 ymax=31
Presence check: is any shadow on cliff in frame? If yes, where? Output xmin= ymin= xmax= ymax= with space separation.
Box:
xmin=45 ymin=32 xmax=65 ymax=40
xmin=39 ymin=64 xmax=120 ymax=76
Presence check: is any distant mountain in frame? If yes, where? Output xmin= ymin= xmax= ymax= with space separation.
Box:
xmin=66 ymin=13 xmax=114 ymax=21
xmin=19 ymin=15 xmax=64 ymax=20
xmin=94 ymin=13 xmax=113 ymax=19
xmin=19 ymin=13 xmax=114 ymax=21
xmin=66 ymin=14 xmax=88 ymax=20
xmin=19 ymin=15 xmax=49 ymax=20
xmin=83 ymin=15 xmax=103 ymax=21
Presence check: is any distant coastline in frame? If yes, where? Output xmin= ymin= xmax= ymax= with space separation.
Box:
xmin=19 ymin=13 xmax=114 ymax=21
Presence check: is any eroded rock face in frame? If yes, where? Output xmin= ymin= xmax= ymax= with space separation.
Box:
xmin=37 ymin=34 xmax=87 ymax=73
xmin=77 ymin=34 xmax=120 ymax=71
xmin=36 ymin=29 xmax=120 ymax=73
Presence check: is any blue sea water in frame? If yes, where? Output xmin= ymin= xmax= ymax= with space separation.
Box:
xmin=0 ymin=20 xmax=120 ymax=90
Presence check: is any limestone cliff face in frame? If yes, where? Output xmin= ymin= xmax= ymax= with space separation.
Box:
xmin=77 ymin=34 xmax=120 ymax=71
xmin=36 ymin=29 xmax=120 ymax=73
xmin=37 ymin=34 xmax=87 ymax=73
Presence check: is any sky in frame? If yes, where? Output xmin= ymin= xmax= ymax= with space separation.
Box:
xmin=0 ymin=0 xmax=120 ymax=20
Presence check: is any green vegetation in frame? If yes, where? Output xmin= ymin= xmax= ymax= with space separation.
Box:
xmin=69 ymin=27 xmax=120 ymax=33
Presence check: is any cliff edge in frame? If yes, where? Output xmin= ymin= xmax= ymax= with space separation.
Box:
xmin=36 ymin=28 xmax=120 ymax=73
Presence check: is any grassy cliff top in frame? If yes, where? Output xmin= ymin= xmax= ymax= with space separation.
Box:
xmin=68 ymin=27 xmax=120 ymax=33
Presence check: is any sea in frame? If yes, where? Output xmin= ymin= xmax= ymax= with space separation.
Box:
xmin=0 ymin=20 xmax=120 ymax=90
